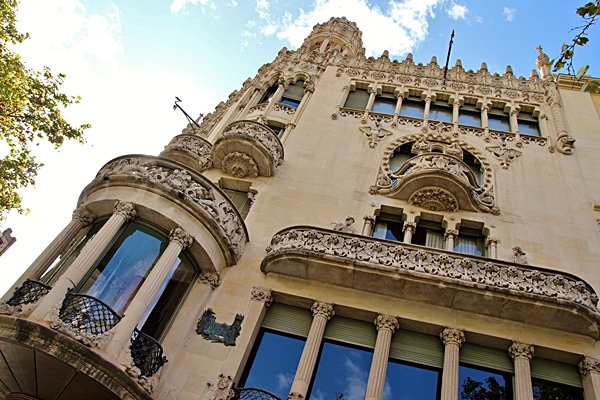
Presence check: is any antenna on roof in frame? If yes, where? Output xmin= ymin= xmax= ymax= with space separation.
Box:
xmin=173 ymin=97 xmax=203 ymax=133
xmin=442 ymin=30 xmax=455 ymax=86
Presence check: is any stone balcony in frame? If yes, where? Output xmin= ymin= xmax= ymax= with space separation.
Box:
xmin=212 ymin=120 xmax=284 ymax=178
xmin=261 ymin=226 xmax=600 ymax=339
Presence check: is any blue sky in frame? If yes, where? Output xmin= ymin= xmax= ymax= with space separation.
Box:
xmin=1 ymin=0 xmax=598 ymax=295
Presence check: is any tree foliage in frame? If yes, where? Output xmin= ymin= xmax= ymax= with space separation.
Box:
xmin=552 ymin=1 xmax=599 ymax=91
xmin=0 ymin=0 xmax=90 ymax=220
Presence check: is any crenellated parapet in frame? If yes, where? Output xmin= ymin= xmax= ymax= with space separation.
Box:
xmin=262 ymin=226 xmax=600 ymax=339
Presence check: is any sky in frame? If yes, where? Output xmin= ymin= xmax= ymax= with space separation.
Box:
xmin=1 ymin=0 xmax=598 ymax=296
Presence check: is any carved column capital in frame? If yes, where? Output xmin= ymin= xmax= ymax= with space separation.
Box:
xmin=311 ymin=301 xmax=335 ymax=320
xmin=485 ymin=237 xmax=499 ymax=246
xmin=374 ymin=314 xmax=399 ymax=333
xmin=508 ymin=342 xmax=534 ymax=361
xmin=113 ymin=201 xmax=137 ymax=221
xmin=199 ymin=272 xmax=221 ymax=289
xmin=403 ymin=221 xmax=416 ymax=233
xmin=440 ymin=328 xmax=465 ymax=347
xmin=288 ymin=393 xmax=304 ymax=400
xmin=169 ymin=227 xmax=193 ymax=249
xmin=444 ymin=229 xmax=459 ymax=240
xmin=363 ymin=215 xmax=376 ymax=224
xmin=72 ymin=206 xmax=96 ymax=227
xmin=251 ymin=287 xmax=273 ymax=308
xmin=579 ymin=356 xmax=600 ymax=378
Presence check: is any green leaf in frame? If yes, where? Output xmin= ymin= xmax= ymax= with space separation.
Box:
xmin=576 ymin=64 xmax=590 ymax=79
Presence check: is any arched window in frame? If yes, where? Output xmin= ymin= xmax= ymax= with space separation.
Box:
xmin=259 ymin=83 xmax=279 ymax=104
xmin=280 ymin=80 xmax=305 ymax=108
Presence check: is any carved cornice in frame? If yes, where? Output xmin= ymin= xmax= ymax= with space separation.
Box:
xmin=508 ymin=342 xmax=534 ymax=361
xmin=89 ymin=156 xmax=248 ymax=264
xmin=440 ymin=328 xmax=465 ymax=347
xmin=262 ymin=226 xmax=600 ymax=337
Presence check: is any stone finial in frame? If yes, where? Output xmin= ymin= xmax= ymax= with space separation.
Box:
xmin=405 ymin=53 xmax=414 ymax=62
xmin=479 ymin=62 xmax=488 ymax=72
xmin=381 ymin=50 xmax=389 ymax=59
xmin=530 ymin=69 xmax=539 ymax=79
xmin=505 ymin=65 xmax=514 ymax=75
xmin=536 ymin=46 xmax=552 ymax=80
xmin=429 ymin=56 xmax=438 ymax=65
xmin=454 ymin=59 xmax=463 ymax=68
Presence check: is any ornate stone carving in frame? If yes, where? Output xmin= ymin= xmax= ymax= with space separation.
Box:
xmin=408 ymin=187 xmax=459 ymax=212
xmin=208 ymin=374 xmax=235 ymax=400
xmin=169 ymin=227 xmax=193 ymax=249
xmin=222 ymin=152 xmax=259 ymax=178
xmin=486 ymin=142 xmax=522 ymax=169
xmin=96 ymin=157 xmax=246 ymax=261
xmin=331 ymin=216 xmax=356 ymax=233
xmin=199 ymin=272 xmax=221 ymax=289
xmin=288 ymin=393 xmax=304 ymax=400
xmin=511 ymin=246 xmax=528 ymax=265
xmin=440 ymin=328 xmax=465 ymax=347
xmin=162 ymin=134 xmax=213 ymax=171
xmin=579 ymin=356 xmax=600 ymax=378
xmin=359 ymin=118 xmax=392 ymax=148
xmin=311 ymin=301 xmax=335 ymax=320
xmin=265 ymin=227 xmax=600 ymax=315
xmin=403 ymin=221 xmax=416 ymax=234
xmin=556 ymin=134 xmax=576 ymax=155
xmin=251 ymin=287 xmax=273 ymax=308
xmin=444 ymin=229 xmax=458 ymax=240
xmin=220 ymin=121 xmax=284 ymax=167
xmin=113 ymin=201 xmax=137 ymax=222
xmin=375 ymin=314 xmax=399 ymax=332
xmin=508 ymin=342 xmax=534 ymax=360
xmin=72 ymin=206 xmax=95 ymax=227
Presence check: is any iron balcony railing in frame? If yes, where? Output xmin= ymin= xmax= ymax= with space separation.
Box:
xmin=58 ymin=292 xmax=121 ymax=336
xmin=130 ymin=328 xmax=167 ymax=377
xmin=6 ymin=279 xmax=51 ymax=306
xmin=231 ymin=387 xmax=282 ymax=400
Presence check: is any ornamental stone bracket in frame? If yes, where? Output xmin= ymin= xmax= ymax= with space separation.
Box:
xmin=486 ymin=142 xmax=522 ymax=169
xmin=86 ymin=155 xmax=248 ymax=264
xmin=159 ymin=134 xmax=213 ymax=173
xmin=262 ymin=226 xmax=600 ymax=339
xmin=359 ymin=118 xmax=392 ymax=148
xmin=212 ymin=120 xmax=284 ymax=178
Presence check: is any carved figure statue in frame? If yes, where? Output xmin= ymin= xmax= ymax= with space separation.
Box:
xmin=511 ymin=246 xmax=528 ymax=265
xmin=331 ymin=216 xmax=356 ymax=233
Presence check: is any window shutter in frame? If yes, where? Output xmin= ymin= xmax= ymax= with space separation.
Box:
xmin=261 ymin=303 xmax=312 ymax=337
xmin=344 ymin=89 xmax=369 ymax=110
xmin=323 ymin=316 xmax=377 ymax=349
xmin=460 ymin=343 xmax=514 ymax=373
xmin=531 ymin=358 xmax=582 ymax=388
xmin=389 ymin=330 xmax=444 ymax=368
xmin=282 ymin=81 xmax=305 ymax=101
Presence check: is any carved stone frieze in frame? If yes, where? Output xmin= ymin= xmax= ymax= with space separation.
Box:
xmin=408 ymin=187 xmax=459 ymax=212
xmin=264 ymin=227 xmax=600 ymax=317
xmin=94 ymin=156 xmax=247 ymax=262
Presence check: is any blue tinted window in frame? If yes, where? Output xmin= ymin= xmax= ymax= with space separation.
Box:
xmin=373 ymin=98 xmax=396 ymax=114
xmin=241 ymin=330 xmax=305 ymax=398
xmin=488 ymin=114 xmax=510 ymax=132
xmin=309 ymin=341 xmax=373 ymax=400
xmin=385 ymin=360 xmax=441 ymax=399
xmin=400 ymin=100 xmax=424 ymax=119
xmin=533 ymin=379 xmax=583 ymax=400
xmin=459 ymin=365 xmax=512 ymax=400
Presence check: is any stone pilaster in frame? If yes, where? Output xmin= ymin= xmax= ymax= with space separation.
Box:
xmin=445 ymin=229 xmax=458 ymax=251
xmin=579 ymin=357 xmax=600 ymax=400
xmin=363 ymin=215 xmax=376 ymax=235
xmin=485 ymin=237 xmax=499 ymax=259
xmin=365 ymin=315 xmax=399 ymax=400
xmin=440 ymin=328 xmax=465 ymax=400
xmin=289 ymin=301 xmax=335 ymax=399
xmin=508 ymin=342 xmax=534 ymax=400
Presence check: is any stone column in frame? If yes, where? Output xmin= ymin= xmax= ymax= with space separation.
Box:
xmin=403 ymin=222 xmax=416 ymax=244
xmin=509 ymin=107 xmax=522 ymax=143
xmin=291 ymin=84 xmax=313 ymax=125
xmin=237 ymin=86 xmax=261 ymax=118
xmin=105 ymin=227 xmax=193 ymax=359
xmin=579 ymin=356 xmax=600 ymax=400
xmin=289 ymin=301 xmax=335 ymax=399
xmin=318 ymin=37 xmax=331 ymax=53
xmin=1 ymin=206 xmax=95 ymax=303
xmin=391 ymin=92 xmax=404 ymax=127
xmin=485 ymin=237 xmax=499 ymax=259
xmin=332 ymin=85 xmax=350 ymax=119
xmin=365 ymin=87 xmax=377 ymax=111
xmin=440 ymin=328 xmax=465 ymax=400
xmin=365 ymin=315 xmax=400 ymax=400
xmin=452 ymin=100 xmax=462 ymax=135
xmin=363 ymin=215 xmax=376 ymax=236
xmin=508 ymin=342 xmax=534 ymax=400
xmin=30 ymin=201 xmax=137 ymax=321
xmin=445 ymin=229 xmax=458 ymax=252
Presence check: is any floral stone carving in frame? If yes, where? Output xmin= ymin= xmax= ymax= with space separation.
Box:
xmin=222 ymin=152 xmax=259 ymax=178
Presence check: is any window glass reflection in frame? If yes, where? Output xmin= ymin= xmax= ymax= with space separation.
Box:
xmin=309 ymin=341 xmax=373 ymax=400
xmin=240 ymin=330 xmax=306 ymax=399
xmin=459 ymin=365 xmax=513 ymax=400
xmin=79 ymin=223 xmax=167 ymax=315
xmin=532 ymin=379 xmax=583 ymax=400
xmin=384 ymin=360 xmax=440 ymax=400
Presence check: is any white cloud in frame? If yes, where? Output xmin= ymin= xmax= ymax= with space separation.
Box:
xmin=170 ymin=0 xmax=211 ymax=14
xmin=342 ymin=356 xmax=369 ymax=400
xmin=502 ymin=6 xmax=516 ymax=22
xmin=276 ymin=372 xmax=293 ymax=390
xmin=447 ymin=1 xmax=468 ymax=20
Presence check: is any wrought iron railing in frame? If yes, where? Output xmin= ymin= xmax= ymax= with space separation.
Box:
xmin=231 ymin=387 xmax=282 ymax=400
xmin=130 ymin=328 xmax=167 ymax=377
xmin=6 ymin=280 xmax=51 ymax=306
xmin=58 ymin=292 xmax=121 ymax=336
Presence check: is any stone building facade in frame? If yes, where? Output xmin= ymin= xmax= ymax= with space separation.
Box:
xmin=1 ymin=17 xmax=600 ymax=400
